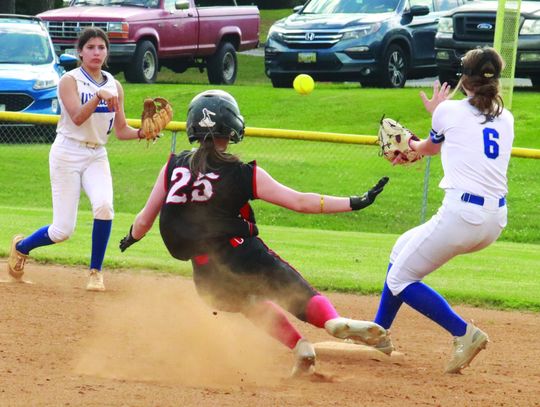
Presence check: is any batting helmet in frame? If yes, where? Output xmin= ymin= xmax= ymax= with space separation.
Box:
xmin=186 ymin=90 xmax=245 ymax=144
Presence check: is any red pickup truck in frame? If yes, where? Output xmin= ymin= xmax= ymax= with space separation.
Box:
xmin=38 ymin=0 xmax=260 ymax=84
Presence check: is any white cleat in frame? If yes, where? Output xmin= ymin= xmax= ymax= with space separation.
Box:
xmin=372 ymin=335 xmax=395 ymax=355
xmin=291 ymin=338 xmax=316 ymax=377
xmin=86 ymin=269 xmax=106 ymax=292
xmin=325 ymin=317 xmax=388 ymax=346
xmin=7 ymin=235 xmax=27 ymax=282
xmin=445 ymin=322 xmax=489 ymax=374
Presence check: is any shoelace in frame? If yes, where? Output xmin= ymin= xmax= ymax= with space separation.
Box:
xmin=15 ymin=255 xmax=26 ymax=271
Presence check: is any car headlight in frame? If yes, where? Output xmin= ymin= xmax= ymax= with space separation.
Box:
xmin=33 ymin=75 xmax=59 ymax=90
xmin=521 ymin=19 xmax=540 ymax=35
xmin=438 ymin=17 xmax=454 ymax=34
xmin=341 ymin=23 xmax=381 ymax=40
xmin=107 ymin=21 xmax=129 ymax=39
xmin=268 ymin=25 xmax=285 ymax=41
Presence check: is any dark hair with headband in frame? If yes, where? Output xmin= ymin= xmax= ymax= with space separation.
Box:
xmin=454 ymin=47 xmax=505 ymax=121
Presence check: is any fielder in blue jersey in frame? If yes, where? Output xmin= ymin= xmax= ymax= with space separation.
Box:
xmin=371 ymin=48 xmax=514 ymax=373
xmin=6 ymin=28 xmax=145 ymax=291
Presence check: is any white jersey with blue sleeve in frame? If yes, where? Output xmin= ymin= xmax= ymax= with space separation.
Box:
xmin=431 ymin=98 xmax=514 ymax=199
xmin=56 ymin=67 xmax=117 ymax=146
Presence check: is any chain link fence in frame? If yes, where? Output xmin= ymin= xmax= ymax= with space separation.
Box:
xmin=0 ymin=122 xmax=57 ymax=144
xmin=1 ymin=115 xmax=539 ymax=244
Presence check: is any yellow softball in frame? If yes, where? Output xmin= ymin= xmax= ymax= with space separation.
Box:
xmin=293 ymin=74 xmax=315 ymax=95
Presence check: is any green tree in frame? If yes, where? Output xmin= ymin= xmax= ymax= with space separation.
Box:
xmin=0 ymin=0 xmax=63 ymax=15
xmin=0 ymin=0 xmax=16 ymax=13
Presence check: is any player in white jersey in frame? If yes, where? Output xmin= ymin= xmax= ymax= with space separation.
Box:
xmin=370 ymin=48 xmax=514 ymax=373
xmin=6 ymin=28 xmax=144 ymax=291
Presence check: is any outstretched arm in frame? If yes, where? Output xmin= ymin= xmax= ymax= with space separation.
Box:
xmin=119 ymin=164 xmax=167 ymax=251
xmin=408 ymin=136 xmax=442 ymax=157
xmin=408 ymin=80 xmax=449 ymax=157
xmin=255 ymin=167 xmax=388 ymax=213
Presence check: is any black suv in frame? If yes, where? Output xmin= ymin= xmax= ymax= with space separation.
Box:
xmin=435 ymin=0 xmax=540 ymax=87
xmin=264 ymin=0 xmax=469 ymax=88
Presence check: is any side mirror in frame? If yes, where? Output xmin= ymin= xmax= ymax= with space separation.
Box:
xmin=59 ymin=53 xmax=78 ymax=70
xmin=408 ymin=5 xmax=430 ymax=17
xmin=176 ymin=0 xmax=190 ymax=10
xmin=293 ymin=5 xmax=303 ymax=13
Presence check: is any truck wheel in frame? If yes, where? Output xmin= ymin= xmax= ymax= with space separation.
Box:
xmin=378 ymin=44 xmax=408 ymax=88
xmin=207 ymin=42 xmax=237 ymax=85
xmin=270 ymin=76 xmax=294 ymax=88
xmin=124 ymin=40 xmax=158 ymax=84
xmin=531 ymin=76 xmax=540 ymax=89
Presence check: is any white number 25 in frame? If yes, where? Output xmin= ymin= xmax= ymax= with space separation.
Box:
xmin=165 ymin=167 xmax=219 ymax=204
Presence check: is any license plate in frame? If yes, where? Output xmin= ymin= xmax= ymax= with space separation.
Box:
xmin=298 ymin=52 xmax=316 ymax=63
xmin=0 ymin=104 xmax=5 ymax=111
xmin=65 ymin=48 xmax=77 ymax=56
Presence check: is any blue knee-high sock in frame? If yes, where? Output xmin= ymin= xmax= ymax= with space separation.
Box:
xmin=398 ymin=281 xmax=467 ymax=336
xmin=90 ymin=219 xmax=112 ymax=271
xmin=374 ymin=263 xmax=404 ymax=329
xmin=16 ymin=225 xmax=55 ymax=255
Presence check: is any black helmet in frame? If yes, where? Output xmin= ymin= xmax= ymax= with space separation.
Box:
xmin=186 ymin=90 xmax=245 ymax=144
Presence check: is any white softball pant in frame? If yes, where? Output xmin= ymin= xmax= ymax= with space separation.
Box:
xmin=386 ymin=189 xmax=507 ymax=295
xmin=47 ymin=136 xmax=114 ymax=243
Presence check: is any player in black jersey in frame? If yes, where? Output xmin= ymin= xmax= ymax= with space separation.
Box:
xmin=120 ymin=90 xmax=390 ymax=376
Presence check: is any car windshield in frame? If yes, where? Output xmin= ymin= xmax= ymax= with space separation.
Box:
xmin=72 ymin=0 xmax=159 ymax=7
xmin=301 ymin=0 xmax=399 ymax=14
xmin=0 ymin=31 xmax=54 ymax=65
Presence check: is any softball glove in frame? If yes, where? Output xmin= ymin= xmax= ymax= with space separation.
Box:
xmin=140 ymin=97 xmax=173 ymax=143
xmin=378 ymin=117 xmax=422 ymax=164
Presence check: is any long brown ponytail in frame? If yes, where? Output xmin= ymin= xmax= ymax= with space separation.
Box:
xmin=188 ymin=137 xmax=240 ymax=175
xmin=453 ymin=47 xmax=505 ymax=122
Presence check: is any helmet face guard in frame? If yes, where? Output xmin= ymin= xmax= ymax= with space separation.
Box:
xmin=186 ymin=90 xmax=245 ymax=144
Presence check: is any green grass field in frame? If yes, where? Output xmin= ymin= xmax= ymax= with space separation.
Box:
xmin=1 ymin=18 xmax=539 ymax=312
xmin=1 ymin=206 xmax=538 ymax=311
xmin=2 ymin=84 xmax=539 ymax=242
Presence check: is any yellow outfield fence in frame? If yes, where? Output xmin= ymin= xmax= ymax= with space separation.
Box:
xmin=1 ymin=110 xmax=539 ymax=243
xmin=1 ymin=111 xmax=539 ymax=159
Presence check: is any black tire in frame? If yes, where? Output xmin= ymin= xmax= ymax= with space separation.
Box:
xmin=270 ymin=75 xmax=294 ymax=88
xmin=438 ymin=70 xmax=459 ymax=89
xmin=531 ymin=76 xmax=540 ymax=89
xmin=207 ymin=42 xmax=237 ymax=85
xmin=378 ymin=44 xmax=408 ymax=88
xmin=124 ymin=40 xmax=158 ymax=84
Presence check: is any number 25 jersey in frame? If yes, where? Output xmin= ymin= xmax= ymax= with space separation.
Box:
xmin=159 ymin=151 xmax=259 ymax=260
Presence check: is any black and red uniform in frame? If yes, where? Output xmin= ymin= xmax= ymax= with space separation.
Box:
xmin=159 ymin=151 xmax=317 ymax=317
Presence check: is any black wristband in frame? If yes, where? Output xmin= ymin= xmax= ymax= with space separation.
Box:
xmin=119 ymin=225 xmax=141 ymax=252
xmin=350 ymin=195 xmax=367 ymax=211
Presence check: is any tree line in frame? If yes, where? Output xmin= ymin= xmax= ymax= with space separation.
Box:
xmin=0 ymin=0 xmax=63 ymax=15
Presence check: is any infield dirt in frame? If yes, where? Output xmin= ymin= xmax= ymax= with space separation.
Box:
xmin=1 ymin=261 xmax=539 ymax=406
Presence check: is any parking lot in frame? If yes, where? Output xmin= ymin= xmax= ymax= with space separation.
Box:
xmin=241 ymin=48 xmax=534 ymax=89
